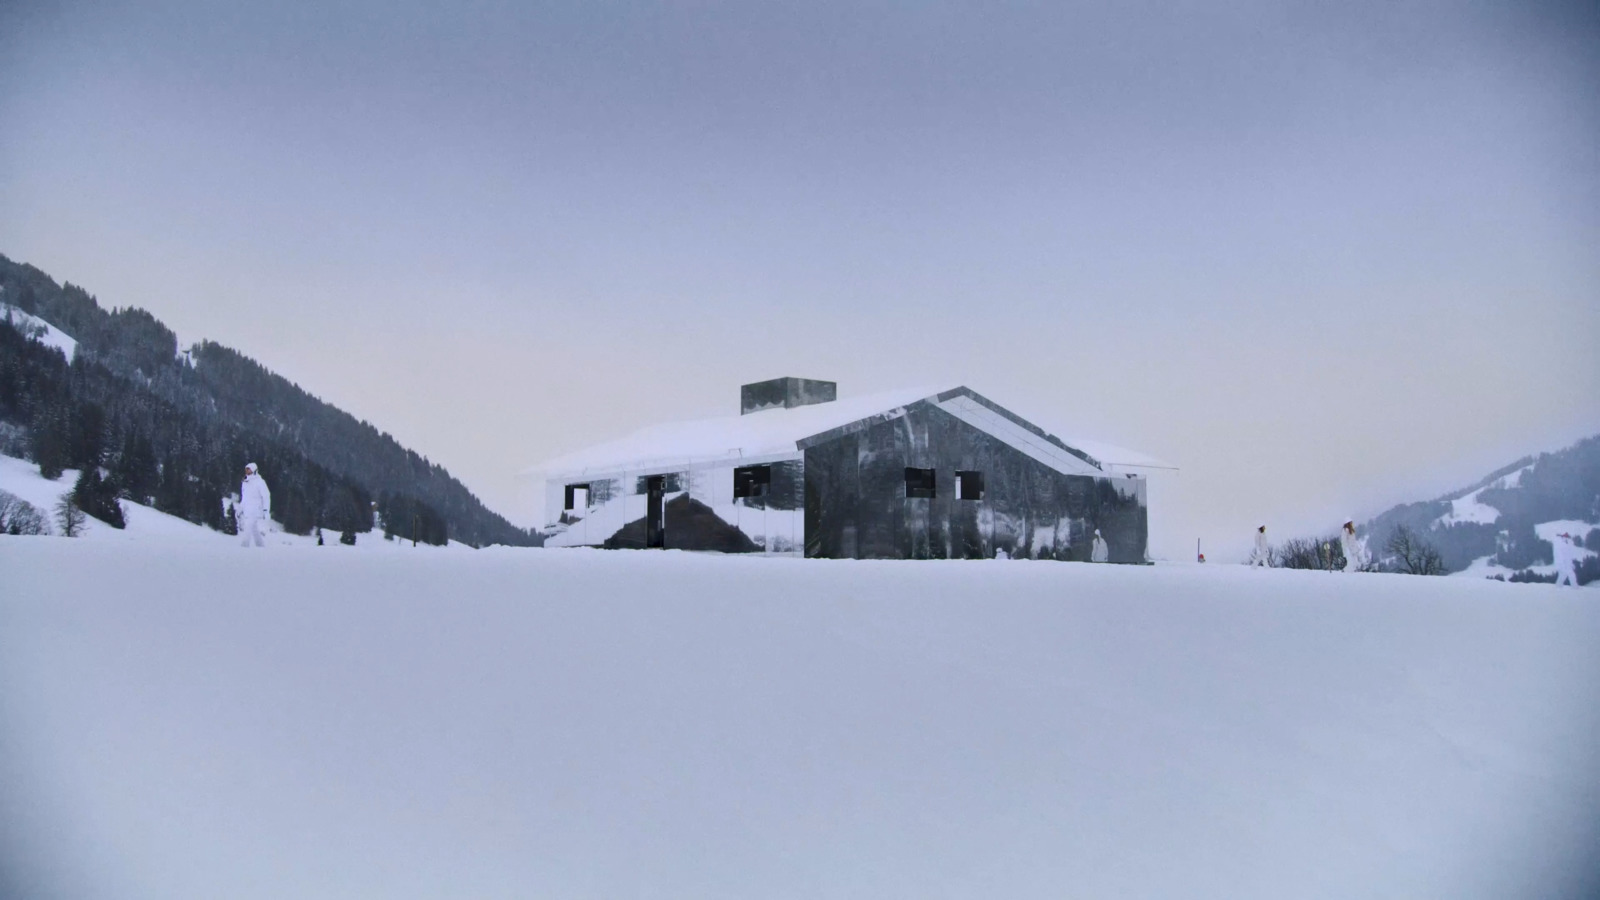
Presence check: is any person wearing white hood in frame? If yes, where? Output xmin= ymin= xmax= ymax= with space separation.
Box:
xmin=1553 ymin=533 xmax=1579 ymax=587
xmin=1091 ymin=528 xmax=1110 ymax=563
xmin=1249 ymin=525 xmax=1270 ymax=567
xmin=1340 ymin=519 xmax=1368 ymax=572
xmin=238 ymin=462 xmax=272 ymax=548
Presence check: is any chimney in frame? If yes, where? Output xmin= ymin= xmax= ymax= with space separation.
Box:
xmin=740 ymin=377 xmax=837 ymax=415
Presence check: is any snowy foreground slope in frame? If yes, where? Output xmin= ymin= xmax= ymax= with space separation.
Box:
xmin=2 ymin=543 xmax=1598 ymax=900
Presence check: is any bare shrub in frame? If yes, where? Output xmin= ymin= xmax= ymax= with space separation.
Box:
xmin=54 ymin=493 xmax=86 ymax=537
xmin=0 ymin=488 xmax=49 ymax=535
xmin=1386 ymin=524 xmax=1447 ymax=575
xmin=1276 ymin=536 xmax=1345 ymax=571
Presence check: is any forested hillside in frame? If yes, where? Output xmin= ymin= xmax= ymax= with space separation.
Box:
xmin=1363 ymin=436 xmax=1600 ymax=575
xmin=0 ymin=254 xmax=537 ymax=546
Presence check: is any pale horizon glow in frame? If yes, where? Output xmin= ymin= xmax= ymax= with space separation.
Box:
xmin=2 ymin=0 xmax=1596 ymax=558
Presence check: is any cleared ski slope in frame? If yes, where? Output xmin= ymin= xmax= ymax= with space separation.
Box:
xmin=2 ymin=540 xmax=1597 ymax=899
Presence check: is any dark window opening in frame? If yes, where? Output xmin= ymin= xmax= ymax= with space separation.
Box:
xmin=733 ymin=465 xmax=772 ymax=499
xmin=956 ymin=470 xmax=984 ymax=500
xmin=564 ymin=483 xmax=590 ymax=510
xmin=645 ymin=475 xmax=665 ymax=548
xmin=905 ymin=467 xmax=936 ymax=499
xmin=635 ymin=473 xmax=682 ymax=494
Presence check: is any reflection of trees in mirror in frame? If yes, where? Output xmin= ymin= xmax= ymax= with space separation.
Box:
xmin=1503 ymin=570 xmax=1556 ymax=584
xmin=1576 ymin=556 xmax=1600 ymax=585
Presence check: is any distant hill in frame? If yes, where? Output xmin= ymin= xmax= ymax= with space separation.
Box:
xmin=1363 ymin=435 xmax=1600 ymax=578
xmin=0 ymin=253 xmax=537 ymax=546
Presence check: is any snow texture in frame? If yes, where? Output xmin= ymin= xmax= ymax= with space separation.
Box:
xmin=530 ymin=387 xmax=945 ymax=478
xmin=1438 ymin=489 xmax=1501 ymax=526
xmin=933 ymin=393 xmax=1102 ymax=477
xmin=3 ymin=541 xmax=1598 ymax=899
xmin=1433 ymin=466 xmax=1529 ymax=528
xmin=1044 ymin=436 xmax=1174 ymax=472
xmin=1 ymin=302 xmax=78 ymax=361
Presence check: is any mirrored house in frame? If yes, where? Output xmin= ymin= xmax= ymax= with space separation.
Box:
xmin=536 ymin=378 xmax=1153 ymax=561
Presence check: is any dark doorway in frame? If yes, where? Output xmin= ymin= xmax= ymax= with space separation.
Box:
xmin=732 ymin=464 xmax=771 ymax=499
xmin=645 ymin=475 xmax=665 ymax=548
xmin=563 ymin=483 xmax=590 ymax=510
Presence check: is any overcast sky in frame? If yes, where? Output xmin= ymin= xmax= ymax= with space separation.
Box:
xmin=2 ymin=0 xmax=1596 ymax=558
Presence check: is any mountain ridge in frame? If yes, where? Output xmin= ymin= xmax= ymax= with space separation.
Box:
xmin=1362 ymin=434 xmax=1599 ymax=578
xmin=0 ymin=253 xmax=537 ymax=546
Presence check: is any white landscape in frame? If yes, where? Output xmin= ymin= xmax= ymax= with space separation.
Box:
xmin=5 ymin=2 xmax=1599 ymax=897
xmin=4 ymin=511 xmax=1599 ymax=898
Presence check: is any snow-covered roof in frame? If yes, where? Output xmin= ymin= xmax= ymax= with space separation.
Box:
xmin=531 ymin=386 xmax=941 ymax=478
xmin=530 ymin=386 xmax=1167 ymax=481
xmin=1058 ymin=438 xmax=1176 ymax=472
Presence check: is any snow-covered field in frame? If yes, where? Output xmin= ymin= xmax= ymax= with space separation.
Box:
xmin=3 ymin=540 xmax=1597 ymax=899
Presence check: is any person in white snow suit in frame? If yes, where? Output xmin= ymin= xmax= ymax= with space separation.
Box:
xmin=1091 ymin=528 xmax=1110 ymax=563
xmin=1340 ymin=519 xmax=1368 ymax=572
xmin=1553 ymin=533 xmax=1579 ymax=587
xmin=1249 ymin=525 xmax=1270 ymax=566
xmin=238 ymin=462 xmax=272 ymax=548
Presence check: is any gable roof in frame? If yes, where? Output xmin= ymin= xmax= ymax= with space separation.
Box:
xmin=529 ymin=386 xmax=1162 ymax=480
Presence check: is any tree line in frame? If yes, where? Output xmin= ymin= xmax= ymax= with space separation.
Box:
xmin=1 ymin=254 xmax=538 ymax=546
xmin=1 ymin=318 xmax=386 ymax=537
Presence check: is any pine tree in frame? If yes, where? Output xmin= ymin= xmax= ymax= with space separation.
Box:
xmin=31 ymin=403 xmax=72 ymax=479
xmin=73 ymin=467 xmax=125 ymax=528
xmin=110 ymin=432 xmax=159 ymax=504
xmin=70 ymin=400 xmax=107 ymax=471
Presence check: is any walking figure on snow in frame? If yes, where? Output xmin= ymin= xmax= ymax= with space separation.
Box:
xmin=1249 ymin=525 xmax=1269 ymax=567
xmin=1553 ymin=532 xmax=1580 ymax=587
xmin=239 ymin=462 xmax=272 ymax=548
xmin=1340 ymin=519 xmax=1368 ymax=572
xmin=1091 ymin=528 xmax=1109 ymax=563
